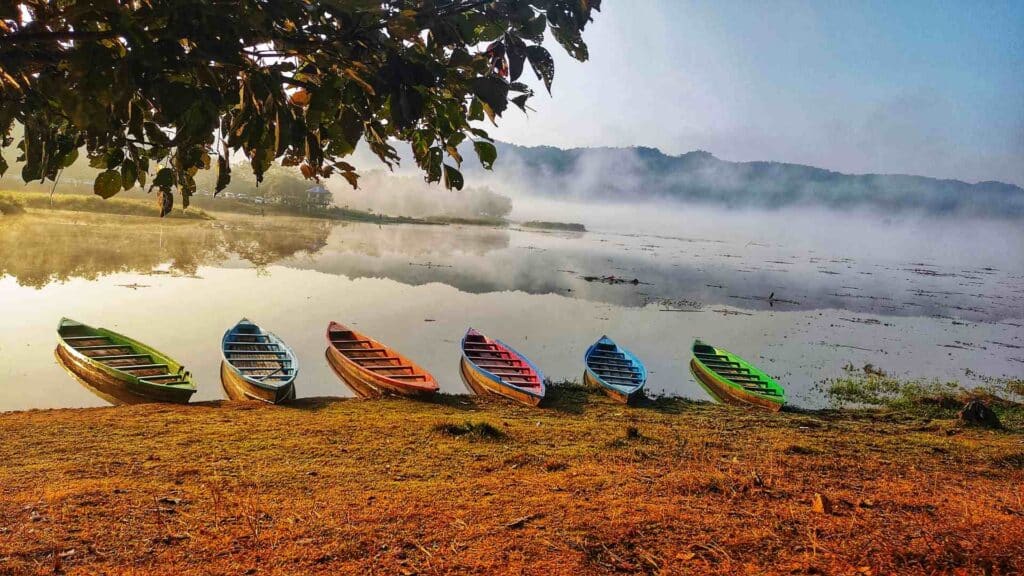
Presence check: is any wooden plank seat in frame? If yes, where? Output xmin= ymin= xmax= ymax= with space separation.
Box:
xmin=589 ymin=358 xmax=634 ymax=366
xmin=116 ymin=363 xmax=169 ymax=371
xmin=386 ymin=374 xmax=429 ymax=380
xmin=353 ymin=357 xmax=402 ymax=365
xmin=476 ymin=363 xmax=531 ymax=371
xmin=74 ymin=344 xmax=129 ymax=351
xmin=94 ymin=354 xmax=151 ymax=361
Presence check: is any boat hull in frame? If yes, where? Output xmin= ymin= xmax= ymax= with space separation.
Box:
xmin=220 ymin=361 xmax=295 ymax=404
xmin=584 ymin=369 xmax=634 ymax=404
xmin=56 ymin=342 xmax=193 ymax=404
xmin=690 ymin=359 xmax=782 ymax=412
xmin=461 ymin=357 xmax=542 ymax=407
xmin=325 ymin=323 xmax=438 ymax=397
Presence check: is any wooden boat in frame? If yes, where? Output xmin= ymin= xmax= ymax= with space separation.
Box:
xmin=460 ymin=328 xmax=545 ymax=406
xmin=325 ymin=321 xmax=438 ymax=397
xmin=55 ymin=318 xmax=196 ymax=404
xmin=689 ymin=339 xmax=785 ymax=411
xmin=220 ymin=318 xmax=297 ymax=404
xmin=583 ymin=335 xmax=646 ymax=403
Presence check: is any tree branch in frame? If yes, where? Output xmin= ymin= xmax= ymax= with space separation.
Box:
xmin=0 ymin=29 xmax=120 ymax=48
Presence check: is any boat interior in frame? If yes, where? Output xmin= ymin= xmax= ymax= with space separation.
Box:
xmin=60 ymin=326 xmax=188 ymax=387
xmin=329 ymin=326 xmax=431 ymax=383
xmin=693 ymin=344 xmax=781 ymax=396
xmin=587 ymin=341 xmax=642 ymax=388
xmin=463 ymin=332 xmax=541 ymax=389
xmin=224 ymin=324 xmax=294 ymax=385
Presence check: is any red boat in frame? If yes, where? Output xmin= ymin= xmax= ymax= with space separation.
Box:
xmin=325 ymin=321 xmax=438 ymax=397
xmin=459 ymin=328 xmax=545 ymax=406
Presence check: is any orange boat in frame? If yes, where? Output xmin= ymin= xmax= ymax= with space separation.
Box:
xmin=325 ymin=321 xmax=438 ymax=397
xmin=459 ymin=328 xmax=545 ymax=406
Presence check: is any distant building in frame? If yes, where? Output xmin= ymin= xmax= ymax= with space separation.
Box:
xmin=306 ymin=185 xmax=332 ymax=210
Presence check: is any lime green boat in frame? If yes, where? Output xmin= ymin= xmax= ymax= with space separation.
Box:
xmin=689 ymin=339 xmax=785 ymax=411
xmin=56 ymin=318 xmax=196 ymax=404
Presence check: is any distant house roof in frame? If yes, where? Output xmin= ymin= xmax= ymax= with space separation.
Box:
xmin=306 ymin=185 xmax=330 ymax=195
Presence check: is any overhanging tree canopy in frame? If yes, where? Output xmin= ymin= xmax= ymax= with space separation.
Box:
xmin=0 ymin=0 xmax=600 ymax=215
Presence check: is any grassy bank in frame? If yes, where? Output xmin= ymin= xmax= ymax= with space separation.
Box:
xmin=184 ymin=194 xmax=433 ymax=225
xmin=0 ymin=190 xmax=213 ymax=220
xmin=0 ymin=385 xmax=1021 ymax=575
xmin=521 ymin=220 xmax=587 ymax=232
xmin=424 ymin=215 xmax=509 ymax=227
xmin=0 ymin=190 xmax=438 ymax=226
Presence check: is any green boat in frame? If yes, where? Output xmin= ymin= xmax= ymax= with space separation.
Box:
xmin=55 ymin=318 xmax=196 ymax=404
xmin=689 ymin=339 xmax=785 ymax=411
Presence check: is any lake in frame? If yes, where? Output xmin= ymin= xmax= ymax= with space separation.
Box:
xmin=1 ymin=203 xmax=1021 ymax=411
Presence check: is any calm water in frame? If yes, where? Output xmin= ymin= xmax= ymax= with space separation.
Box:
xmin=1 ymin=205 xmax=1022 ymax=411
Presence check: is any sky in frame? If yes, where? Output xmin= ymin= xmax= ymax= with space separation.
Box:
xmin=489 ymin=0 xmax=1024 ymax=186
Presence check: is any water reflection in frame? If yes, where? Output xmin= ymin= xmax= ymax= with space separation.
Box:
xmin=2 ymin=211 xmax=1022 ymax=324
xmin=0 ymin=213 xmax=332 ymax=287
xmin=53 ymin=348 xmax=149 ymax=406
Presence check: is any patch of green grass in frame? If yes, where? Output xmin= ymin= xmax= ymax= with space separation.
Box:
xmin=0 ymin=190 xmax=212 ymax=219
xmin=433 ymin=420 xmax=507 ymax=441
xmin=521 ymin=220 xmax=586 ymax=232
xmin=783 ymin=443 xmax=821 ymax=456
xmin=424 ymin=215 xmax=508 ymax=227
xmin=823 ymin=370 xmax=1024 ymax=430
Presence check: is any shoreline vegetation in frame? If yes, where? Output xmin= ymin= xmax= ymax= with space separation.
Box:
xmin=0 ymin=190 xmax=514 ymax=228
xmin=521 ymin=220 xmax=587 ymax=232
xmin=1 ymin=378 xmax=1022 ymax=575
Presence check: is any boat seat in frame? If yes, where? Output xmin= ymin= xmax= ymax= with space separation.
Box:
xmin=371 ymin=365 xmax=414 ymax=372
xmin=354 ymin=357 xmax=401 ymax=364
xmin=340 ymin=347 xmax=388 ymax=353
xmin=116 ymin=363 xmax=169 ymax=370
xmin=63 ymin=336 xmax=110 ymax=341
xmin=74 ymin=344 xmax=129 ymax=350
xmin=386 ymin=374 xmax=427 ymax=380
xmin=97 ymin=354 xmax=151 ymax=361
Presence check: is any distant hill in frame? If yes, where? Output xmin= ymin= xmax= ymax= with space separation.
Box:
xmin=457 ymin=143 xmax=1024 ymax=218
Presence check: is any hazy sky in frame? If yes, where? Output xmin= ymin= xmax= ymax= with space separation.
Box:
xmin=490 ymin=1 xmax=1024 ymax=186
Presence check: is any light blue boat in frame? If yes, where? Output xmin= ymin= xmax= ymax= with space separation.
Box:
xmin=583 ymin=335 xmax=647 ymax=403
xmin=220 ymin=318 xmax=298 ymax=404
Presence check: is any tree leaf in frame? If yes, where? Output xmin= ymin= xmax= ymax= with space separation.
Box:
xmin=93 ymin=170 xmax=122 ymax=199
xmin=473 ymin=141 xmax=497 ymax=170
xmin=158 ymin=189 xmax=173 ymax=217
xmin=216 ymin=155 xmax=231 ymax=194
xmin=121 ymin=161 xmax=138 ymax=190
xmin=443 ymin=163 xmax=464 ymax=190
xmin=526 ymin=45 xmax=555 ymax=93
xmin=471 ymin=77 xmax=509 ymax=117
xmin=152 ymin=168 xmax=175 ymax=191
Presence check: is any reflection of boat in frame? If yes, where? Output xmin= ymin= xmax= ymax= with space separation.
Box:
xmin=220 ymin=319 xmax=297 ymax=404
xmin=325 ymin=322 xmax=438 ymax=397
xmin=689 ymin=340 xmax=785 ymax=411
xmin=583 ymin=336 xmax=646 ymax=404
xmin=55 ymin=318 xmax=196 ymax=404
xmin=460 ymin=328 xmax=545 ymax=406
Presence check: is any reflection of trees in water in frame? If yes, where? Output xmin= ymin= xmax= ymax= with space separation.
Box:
xmin=0 ymin=213 xmax=332 ymax=288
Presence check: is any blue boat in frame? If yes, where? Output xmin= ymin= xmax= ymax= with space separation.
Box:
xmin=220 ymin=318 xmax=298 ymax=404
xmin=583 ymin=336 xmax=646 ymax=403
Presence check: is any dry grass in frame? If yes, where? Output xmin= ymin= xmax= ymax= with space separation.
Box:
xmin=0 ymin=390 xmax=1021 ymax=575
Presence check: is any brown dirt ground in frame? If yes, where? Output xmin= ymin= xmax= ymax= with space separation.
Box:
xmin=0 ymin=387 xmax=1021 ymax=575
